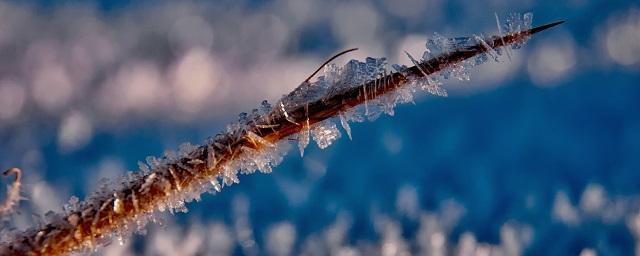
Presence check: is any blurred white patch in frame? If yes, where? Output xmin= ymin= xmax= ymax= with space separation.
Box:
xmin=169 ymin=14 xmax=214 ymax=51
xmin=393 ymin=34 xmax=428 ymax=66
xmin=628 ymin=213 xmax=640 ymax=237
xmin=457 ymin=232 xmax=477 ymax=256
xmin=22 ymin=39 xmax=59 ymax=71
xmin=331 ymin=1 xmax=384 ymax=58
xmin=148 ymin=223 xmax=205 ymax=256
xmin=500 ymin=222 xmax=533 ymax=256
xmin=0 ymin=80 xmax=26 ymax=122
xmin=208 ymin=222 xmax=235 ymax=256
xmin=240 ymin=58 xmax=318 ymax=102
xmin=31 ymin=64 xmax=75 ymax=112
xmin=233 ymin=195 xmax=259 ymax=255
xmin=467 ymin=51 xmax=523 ymax=93
xmin=57 ymin=110 xmax=93 ymax=152
xmin=383 ymin=0 xmax=441 ymax=21
xmin=377 ymin=217 xmax=410 ymax=256
xmin=579 ymin=248 xmax=597 ymax=256
xmin=604 ymin=8 xmax=640 ymax=67
xmin=265 ymin=221 xmax=296 ymax=256
xmin=279 ymin=0 xmax=317 ymax=27
xmin=579 ymin=183 xmax=606 ymax=215
xmin=84 ymin=158 xmax=125 ymax=194
xmin=396 ymin=185 xmax=419 ymax=220
xmin=303 ymin=156 xmax=327 ymax=180
xmin=170 ymin=48 xmax=220 ymax=114
xmin=66 ymin=41 xmax=97 ymax=89
xmin=276 ymin=176 xmax=311 ymax=207
xmin=30 ymin=181 xmax=63 ymax=215
xmin=331 ymin=1 xmax=379 ymax=43
xmin=416 ymin=214 xmax=444 ymax=256
xmin=382 ymin=131 xmax=403 ymax=155
xmin=438 ymin=200 xmax=465 ymax=232
xmin=324 ymin=212 xmax=351 ymax=253
xmin=527 ymin=32 xmax=577 ymax=86
xmin=98 ymin=61 xmax=167 ymax=118
xmin=552 ymin=191 xmax=580 ymax=225
xmin=0 ymin=3 xmax=32 ymax=49
xmin=383 ymin=0 xmax=426 ymax=19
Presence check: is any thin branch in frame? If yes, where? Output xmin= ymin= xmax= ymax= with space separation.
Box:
xmin=0 ymin=20 xmax=563 ymax=256
xmin=0 ymin=168 xmax=22 ymax=217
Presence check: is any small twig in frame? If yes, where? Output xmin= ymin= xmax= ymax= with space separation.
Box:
xmin=303 ymin=48 xmax=358 ymax=83
xmin=0 ymin=168 xmax=22 ymax=217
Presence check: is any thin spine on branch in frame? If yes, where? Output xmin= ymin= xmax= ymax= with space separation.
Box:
xmin=0 ymin=14 xmax=563 ymax=255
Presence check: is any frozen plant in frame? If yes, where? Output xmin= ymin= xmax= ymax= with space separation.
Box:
xmin=0 ymin=168 xmax=22 ymax=218
xmin=0 ymin=14 xmax=562 ymax=255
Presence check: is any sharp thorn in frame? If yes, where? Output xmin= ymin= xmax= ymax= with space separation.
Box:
xmin=530 ymin=20 xmax=565 ymax=35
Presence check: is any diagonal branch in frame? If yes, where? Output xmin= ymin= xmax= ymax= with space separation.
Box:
xmin=0 ymin=20 xmax=563 ymax=256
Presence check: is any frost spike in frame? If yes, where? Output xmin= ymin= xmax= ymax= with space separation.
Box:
xmin=298 ymin=119 xmax=310 ymax=157
xmin=340 ymin=113 xmax=352 ymax=140
xmin=495 ymin=13 xmax=513 ymax=62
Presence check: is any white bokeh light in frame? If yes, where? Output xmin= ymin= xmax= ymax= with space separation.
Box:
xmin=604 ymin=9 xmax=640 ymax=67
xmin=383 ymin=0 xmax=440 ymax=21
xmin=393 ymin=34 xmax=428 ymax=66
xmin=57 ymin=110 xmax=94 ymax=152
xmin=527 ymin=32 xmax=577 ymax=86
xmin=0 ymin=80 xmax=26 ymax=122
xmin=265 ymin=222 xmax=296 ymax=256
xmin=170 ymin=48 xmax=219 ymax=114
xmin=98 ymin=61 xmax=167 ymax=118
xmin=31 ymin=64 xmax=75 ymax=112
xmin=331 ymin=1 xmax=384 ymax=58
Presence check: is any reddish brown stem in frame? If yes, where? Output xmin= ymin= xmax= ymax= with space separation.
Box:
xmin=0 ymin=21 xmax=562 ymax=256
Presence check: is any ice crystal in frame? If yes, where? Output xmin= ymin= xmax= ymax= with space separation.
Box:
xmin=339 ymin=113 xmax=352 ymax=140
xmin=474 ymin=35 xmax=501 ymax=62
xmin=207 ymin=145 xmax=217 ymax=169
xmin=311 ymin=121 xmax=341 ymax=149
xmin=145 ymin=156 xmax=161 ymax=170
xmin=505 ymin=12 xmax=534 ymax=49
xmin=210 ymin=178 xmax=222 ymax=192
xmin=64 ymin=196 xmax=80 ymax=213
xmin=138 ymin=161 xmax=151 ymax=174
xmin=297 ymin=122 xmax=310 ymax=157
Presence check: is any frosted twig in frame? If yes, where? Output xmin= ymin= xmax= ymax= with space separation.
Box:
xmin=0 ymin=168 xmax=22 ymax=217
xmin=0 ymin=18 xmax=563 ymax=255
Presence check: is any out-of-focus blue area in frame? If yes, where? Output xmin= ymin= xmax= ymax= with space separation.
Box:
xmin=1 ymin=0 xmax=639 ymax=255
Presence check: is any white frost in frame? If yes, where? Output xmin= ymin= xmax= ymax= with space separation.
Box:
xmin=311 ymin=121 xmax=341 ymax=149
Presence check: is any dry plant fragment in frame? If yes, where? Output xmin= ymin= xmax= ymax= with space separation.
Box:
xmin=0 ymin=15 xmax=563 ymax=255
xmin=0 ymin=168 xmax=22 ymax=217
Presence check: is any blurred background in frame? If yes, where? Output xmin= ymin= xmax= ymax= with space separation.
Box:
xmin=0 ymin=0 xmax=639 ymax=255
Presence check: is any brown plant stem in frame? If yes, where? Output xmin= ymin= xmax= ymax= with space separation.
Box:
xmin=0 ymin=21 xmax=562 ymax=256
xmin=0 ymin=168 xmax=22 ymax=217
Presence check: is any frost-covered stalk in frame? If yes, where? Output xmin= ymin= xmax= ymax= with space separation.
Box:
xmin=0 ymin=168 xmax=22 ymax=217
xmin=0 ymin=15 xmax=562 ymax=255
